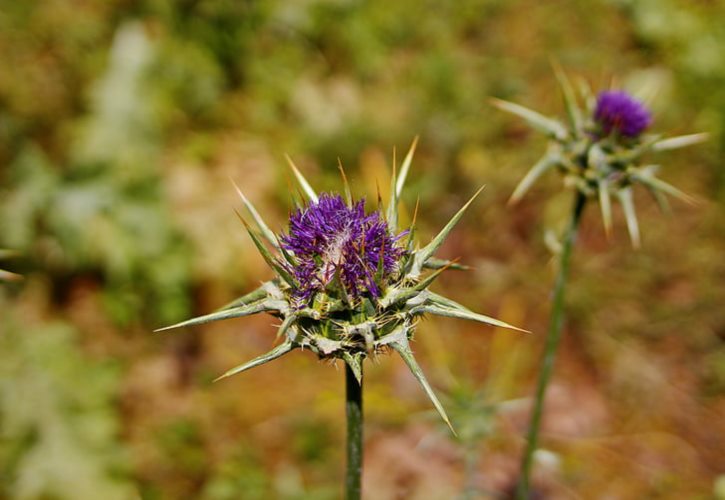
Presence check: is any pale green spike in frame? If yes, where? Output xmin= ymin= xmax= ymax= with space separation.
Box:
xmin=275 ymin=235 xmax=297 ymax=266
xmin=631 ymin=170 xmax=696 ymax=205
xmin=0 ymin=269 xmax=22 ymax=281
xmin=395 ymin=136 xmax=419 ymax=199
xmin=652 ymin=133 xmax=709 ymax=152
xmin=337 ymin=159 xmax=353 ymax=207
xmin=617 ymin=187 xmax=640 ymax=248
xmin=275 ymin=314 xmax=297 ymax=341
xmin=551 ymin=61 xmax=582 ymax=132
xmin=154 ymin=299 xmax=285 ymax=332
xmin=409 ymin=304 xmax=529 ymax=333
xmin=390 ymin=334 xmax=455 ymax=434
xmin=615 ymin=135 xmax=663 ymax=164
xmin=576 ymin=77 xmax=596 ymax=113
xmin=412 ymin=186 xmax=485 ymax=276
xmin=214 ymin=342 xmax=294 ymax=382
xmin=216 ymin=283 xmax=270 ymax=311
xmin=230 ymin=179 xmax=279 ymax=248
xmin=285 ymin=154 xmax=318 ymax=202
xmin=644 ymin=184 xmax=672 ymax=216
xmin=386 ymin=147 xmax=399 ymax=230
xmin=425 ymin=291 xmax=472 ymax=312
xmin=342 ymin=352 xmax=363 ymax=385
xmin=509 ymin=151 xmax=558 ymax=205
xmin=383 ymin=264 xmax=453 ymax=307
xmin=490 ymin=98 xmax=568 ymax=141
xmin=237 ymin=213 xmax=296 ymax=286
xmin=423 ymin=257 xmax=469 ymax=271
xmin=413 ymin=262 xmax=452 ymax=291
xmin=598 ymin=179 xmax=613 ymax=238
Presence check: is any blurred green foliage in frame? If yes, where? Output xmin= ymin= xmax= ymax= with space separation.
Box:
xmin=0 ymin=0 xmax=724 ymax=498
xmin=0 ymin=293 xmax=133 ymax=499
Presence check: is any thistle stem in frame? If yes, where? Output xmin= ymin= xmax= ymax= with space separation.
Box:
xmin=516 ymin=191 xmax=586 ymax=499
xmin=345 ymin=364 xmax=363 ymax=500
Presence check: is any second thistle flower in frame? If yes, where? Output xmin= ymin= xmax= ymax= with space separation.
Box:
xmin=492 ymin=68 xmax=707 ymax=246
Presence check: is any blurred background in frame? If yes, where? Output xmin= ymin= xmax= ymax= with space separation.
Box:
xmin=1 ymin=0 xmax=724 ymax=498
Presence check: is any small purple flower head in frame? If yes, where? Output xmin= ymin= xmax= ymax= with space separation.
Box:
xmin=280 ymin=194 xmax=406 ymax=304
xmin=594 ymin=91 xmax=652 ymax=138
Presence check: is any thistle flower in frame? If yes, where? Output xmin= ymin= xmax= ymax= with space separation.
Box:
xmin=156 ymin=140 xmax=525 ymax=430
xmin=492 ymin=67 xmax=707 ymax=247
xmin=280 ymin=194 xmax=406 ymax=304
xmin=594 ymin=90 xmax=652 ymax=138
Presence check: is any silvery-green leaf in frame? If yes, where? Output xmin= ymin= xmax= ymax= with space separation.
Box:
xmin=0 ymin=269 xmax=22 ymax=281
xmin=315 ymin=336 xmax=343 ymax=356
xmin=598 ymin=178 xmax=613 ymax=237
xmin=342 ymin=352 xmax=363 ymax=385
xmin=386 ymin=149 xmax=399 ymax=230
xmin=409 ymin=304 xmax=529 ymax=333
xmin=617 ymin=187 xmax=640 ymax=248
xmin=509 ymin=151 xmax=559 ymax=204
xmin=214 ymin=342 xmax=294 ymax=382
xmin=285 ymin=154 xmax=318 ymax=202
xmin=544 ymin=229 xmax=562 ymax=255
xmin=216 ymin=283 xmax=270 ymax=311
xmin=412 ymin=264 xmax=451 ymax=292
xmin=576 ymin=77 xmax=596 ymax=113
xmin=423 ymin=257 xmax=469 ymax=271
xmin=651 ymin=133 xmax=709 ymax=152
xmin=231 ymin=180 xmax=279 ymax=248
xmin=386 ymin=137 xmax=419 ymax=232
xmin=395 ymin=136 xmax=419 ymax=199
xmin=644 ymin=183 xmax=672 ymax=215
xmin=490 ymin=98 xmax=568 ymax=141
xmin=275 ymin=314 xmax=297 ymax=341
xmin=630 ymin=170 xmax=695 ymax=205
xmin=155 ymin=298 xmax=286 ymax=332
xmin=552 ymin=61 xmax=582 ymax=132
xmin=337 ymin=159 xmax=353 ymax=207
xmin=375 ymin=324 xmax=407 ymax=347
xmin=412 ymin=186 xmax=485 ymax=276
xmin=587 ymin=143 xmax=607 ymax=171
xmin=425 ymin=291 xmax=472 ymax=312
xmin=616 ymin=134 xmax=662 ymax=162
xmin=239 ymin=215 xmax=296 ymax=286
xmin=276 ymin=236 xmax=297 ymax=266
xmin=390 ymin=333 xmax=455 ymax=434
xmin=382 ymin=264 xmax=452 ymax=307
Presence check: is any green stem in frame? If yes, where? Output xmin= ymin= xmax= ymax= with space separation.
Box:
xmin=345 ymin=364 xmax=363 ymax=500
xmin=516 ymin=192 xmax=587 ymax=499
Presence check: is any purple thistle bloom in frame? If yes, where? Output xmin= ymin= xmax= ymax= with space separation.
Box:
xmin=280 ymin=194 xmax=406 ymax=304
xmin=594 ymin=91 xmax=652 ymax=138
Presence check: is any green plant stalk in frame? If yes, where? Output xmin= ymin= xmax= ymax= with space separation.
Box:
xmin=345 ymin=364 xmax=363 ymax=500
xmin=516 ymin=191 xmax=586 ymax=499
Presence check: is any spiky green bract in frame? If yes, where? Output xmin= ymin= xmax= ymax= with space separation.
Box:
xmin=156 ymin=139 xmax=525 ymax=431
xmin=493 ymin=71 xmax=706 ymax=247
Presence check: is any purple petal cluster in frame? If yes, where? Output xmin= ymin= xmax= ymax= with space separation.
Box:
xmin=280 ymin=194 xmax=406 ymax=304
xmin=594 ymin=91 xmax=652 ymax=138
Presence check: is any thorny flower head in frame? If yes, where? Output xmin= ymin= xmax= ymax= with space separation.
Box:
xmin=280 ymin=194 xmax=406 ymax=304
xmin=156 ymin=140 xmax=526 ymax=431
xmin=492 ymin=67 xmax=707 ymax=247
xmin=594 ymin=90 xmax=652 ymax=138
